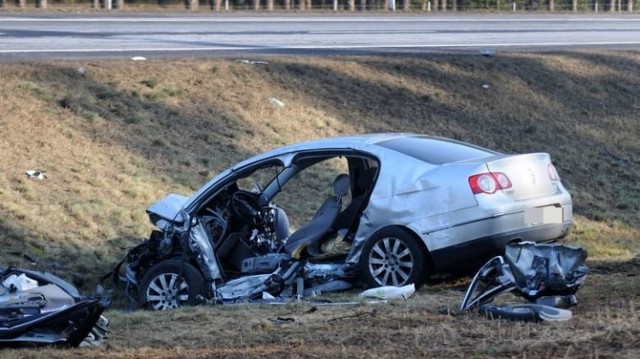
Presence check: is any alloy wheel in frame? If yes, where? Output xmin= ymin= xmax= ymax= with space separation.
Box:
xmin=367 ymin=237 xmax=415 ymax=286
xmin=145 ymin=273 xmax=190 ymax=311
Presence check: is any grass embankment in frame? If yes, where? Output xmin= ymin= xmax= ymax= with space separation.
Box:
xmin=0 ymin=52 xmax=638 ymax=358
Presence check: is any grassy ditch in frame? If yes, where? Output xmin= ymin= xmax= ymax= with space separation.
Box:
xmin=0 ymin=51 xmax=638 ymax=357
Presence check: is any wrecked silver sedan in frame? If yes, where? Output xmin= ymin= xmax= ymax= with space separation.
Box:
xmin=111 ymin=133 xmax=573 ymax=310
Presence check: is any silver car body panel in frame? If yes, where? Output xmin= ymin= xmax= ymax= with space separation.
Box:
xmin=146 ymin=193 xmax=189 ymax=229
xmin=215 ymin=274 xmax=271 ymax=301
xmin=189 ymin=221 xmax=222 ymax=281
xmin=345 ymin=149 xmax=572 ymax=265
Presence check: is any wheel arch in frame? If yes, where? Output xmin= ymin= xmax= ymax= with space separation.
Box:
xmin=134 ymin=254 xmax=203 ymax=282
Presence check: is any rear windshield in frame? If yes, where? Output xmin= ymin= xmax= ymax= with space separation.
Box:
xmin=376 ymin=136 xmax=497 ymax=165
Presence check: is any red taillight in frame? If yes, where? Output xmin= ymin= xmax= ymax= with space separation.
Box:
xmin=493 ymin=172 xmax=512 ymax=189
xmin=547 ymin=163 xmax=559 ymax=181
xmin=469 ymin=172 xmax=512 ymax=195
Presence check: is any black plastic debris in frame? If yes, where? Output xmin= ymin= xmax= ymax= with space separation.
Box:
xmin=267 ymin=316 xmax=295 ymax=324
xmin=480 ymin=49 xmax=496 ymax=57
xmin=479 ymin=303 xmax=572 ymax=322
xmin=504 ymin=242 xmax=588 ymax=300
xmin=460 ymin=242 xmax=588 ymax=322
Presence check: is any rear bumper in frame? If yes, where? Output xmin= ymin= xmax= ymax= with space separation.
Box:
xmin=427 ymin=209 xmax=572 ymax=272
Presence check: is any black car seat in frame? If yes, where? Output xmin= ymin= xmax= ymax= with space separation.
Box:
xmin=284 ymin=174 xmax=350 ymax=258
xmin=332 ymin=167 xmax=377 ymax=232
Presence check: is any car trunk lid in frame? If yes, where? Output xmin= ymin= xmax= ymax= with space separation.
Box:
xmin=486 ymin=153 xmax=558 ymax=201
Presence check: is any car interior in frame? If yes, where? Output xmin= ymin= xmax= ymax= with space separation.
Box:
xmin=194 ymin=153 xmax=380 ymax=279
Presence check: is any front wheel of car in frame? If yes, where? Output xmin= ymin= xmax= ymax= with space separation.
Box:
xmin=360 ymin=227 xmax=426 ymax=289
xmin=138 ymin=259 xmax=206 ymax=311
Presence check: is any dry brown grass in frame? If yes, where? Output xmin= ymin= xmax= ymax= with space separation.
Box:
xmin=1 ymin=265 xmax=638 ymax=358
xmin=0 ymin=51 xmax=639 ymax=357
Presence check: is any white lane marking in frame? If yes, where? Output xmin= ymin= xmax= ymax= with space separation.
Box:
xmin=309 ymin=30 xmax=438 ymax=34
xmin=2 ymin=41 xmax=640 ymax=53
xmin=1 ymin=17 xmax=640 ymax=23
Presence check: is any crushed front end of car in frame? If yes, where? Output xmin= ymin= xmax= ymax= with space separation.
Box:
xmin=106 ymin=190 xmax=355 ymax=309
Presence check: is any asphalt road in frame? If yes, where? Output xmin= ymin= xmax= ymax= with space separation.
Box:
xmin=1 ymin=14 xmax=640 ymax=60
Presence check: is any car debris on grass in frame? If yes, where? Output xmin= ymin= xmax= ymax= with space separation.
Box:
xmin=24 ymin=170 xmax=47 ymax=180
xmin=460 ymin=242 xmax=589 ymax=322
xmin=269 ymin=97 xmax=285 ymax=107
xmin=0 ymin=266 xmax=110 ymax=348
xmin=236 ymin=59 xmax=269 ymax=65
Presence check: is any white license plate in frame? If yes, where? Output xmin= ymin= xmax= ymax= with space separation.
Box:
xmin=524 ymin=206 xmax=563 ymax=224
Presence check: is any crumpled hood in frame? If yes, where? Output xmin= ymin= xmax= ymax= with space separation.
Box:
xmin=146 ymin=193 xmax=190 ymax=228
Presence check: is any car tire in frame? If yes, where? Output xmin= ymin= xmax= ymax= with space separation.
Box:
xmin=138 ymin=259 xmax=206 ymax=311
xmin=360 ymin=227 xmax=426 ymax=289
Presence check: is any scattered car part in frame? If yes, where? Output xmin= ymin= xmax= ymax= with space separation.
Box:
xmin=480 ymin=49 xmax=497 ymax=57
xmin=110 ymin=133 xmax=573 ymax=310
xmin=534 ymin=295 xmax=577 ymax=309
xmin=504 ymin=241 xmax=588 ymax=300
xmin=269 ymin=97 xmax=285 ymax=108
xmin=25 ymin=170 xmax=47 ymax=180
xmin=459 ymin=255 xmax=518 ymax=312
xmin=359 ymin=283 xmax=416 ymax=300
xmin=460 ymin=242 xmax=588 ymax=322
xmin=0 ymin=266 xmax=109 ymax=348
xmin=216 ymin=260 xmax=302 ymax=302
xmin=79 ymin=314 xmax=110 ymax=347
xmin=236 ymin=59 xmax=269 ymax=65
xmin=479 ymin=303 xmax=573 ymax=322
xmin=267 ymin=316 xmax=295 ymax=324
xmin=303 ymin=262 xmax=348 ymax=281
xmin=304 ymin=280 xmax=352 ymax=297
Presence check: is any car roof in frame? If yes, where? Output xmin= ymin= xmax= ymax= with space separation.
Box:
xmin=185 ymin=133 xmax=496 ymax=214
xmin=231 ymin=132 xmax=495 ymax=170
xmin=230 ymin=133 xmax=447 ymax=170
xmin=261 ymin=132 xmax=411 ymax=154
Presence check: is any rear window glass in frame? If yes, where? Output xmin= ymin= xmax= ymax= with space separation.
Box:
xmin=376 ymin=136 xmax=497 ymax=165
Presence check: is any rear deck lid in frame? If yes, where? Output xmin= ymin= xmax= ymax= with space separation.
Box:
xmin=486 ymin=153 xmax=558 ymax=200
